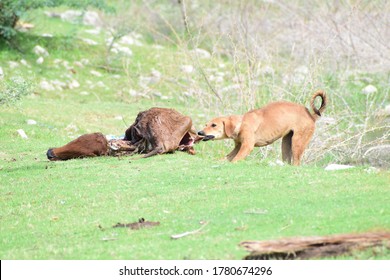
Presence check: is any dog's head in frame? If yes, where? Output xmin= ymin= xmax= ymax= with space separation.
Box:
xmin=198 ymin=115 xmax=242 ymax=141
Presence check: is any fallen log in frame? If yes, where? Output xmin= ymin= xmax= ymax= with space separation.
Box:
xmin=240 ymin=231 xmax=390 ymax=260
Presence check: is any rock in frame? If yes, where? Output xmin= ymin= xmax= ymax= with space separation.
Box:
xmin=119 ymin=34 xmax=143 ymax=46
xmin=36 ymin=57 xmax=44 ymax=64
xmin=40 ymin=80 xmax=55 ymax=91
xmin=269 ymin=160 xmax=285 ymax=166
xmin=325 ymin=164 xmax=355 ymax=171
xmin=51 ymin=79 xmax=67 ymax=90
xmin=20 ymin=59 xmax=31 ymax=68
xmin=362 ymin=84 xmax=377 ymax=95
xmin=111 ymin=44 xmax=133 ymax=56
xmin=364 ymin=166 xmax=380 ymax=174
xmin=68 ymin=80 xmax=80 ymax=89
xmin=80 ymin=58 xmax=90 ymax=65
xmin=8 ymin=61 xmax=19 ymax=69
xmin=191 ymin=48 xmax=211 ymax=59
xmin=83 ymin=11 xmax=102 ymax=27
xmin=84 ymin=28 xmax=101 ymax=35
xmin=150 ymin=69 xmax=161 ymax=83
xmin=41 ymin=33 xmax=53 ymax=38
xmin=95 ymin=81 xmax=106 ymax=88
xmin=27 ymin=119 xmax=37 ymax=125
xmin=90 ymin=70 xmax=103 ymax=77
xmin=17 ymin=129 xmax=28 ymax=139
xmin=386 ymin=105 xmax=390 ymax=114
xmin=60 ymin=10 xmax=82 ymax=23
xmin=81 ymin=38 xmax=98 ymax=45
xmin=74 ymin=61 xmax=84 ymax=68
xmin=0 ymin=67 xmax=4 ymax=79
xmin=363 ymin=145 xmax=390 ymax=168
xmin=33 ymin=45 xmax=49 ymax=56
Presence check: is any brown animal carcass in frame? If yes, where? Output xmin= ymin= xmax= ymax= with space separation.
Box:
xmin=47 ymin=107 xmax=199 ymax=161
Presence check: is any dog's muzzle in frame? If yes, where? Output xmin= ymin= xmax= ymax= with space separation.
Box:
xmin=197 ymin=131 xmax=215 ymax=141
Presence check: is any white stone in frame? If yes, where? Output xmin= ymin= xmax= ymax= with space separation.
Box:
xmin=17 ymin=129 xmax=28 ymax=139
xmin=0 ymin=67 xmax=4 ymax=79
xmin=83 ymin=11 xmax=102 ymax=27
xmin=74 ymin=61 xmax=84 ymax=68
xmin=269 ymin=160 xmax=285 ymax=167
xmin=36 ymin=57 xmax=44 ymax=64
xmin=112 ymin=45 xmax=133 ymax=56
xmin=81 ymin=38 xmax=98 ymax=45
xmin=362 ymin=84 xmax=377 ymax=94
xmin=8 ymin=61 xmax=19 ymax=69
xmin=325 ymin=164 xmax=355 ymax=171
xmin=90 ymin=70 xmax=103 ymax=77
xmin=119 ymin=34 xmax=143 ymax=46
xmin=51 ymin=79 xmax=67 ymax=90
xmin=41 ymin=33 xmax=53 ymax=38
xmin=84 ymin=28 xmax=101 ymax=35
xmin=180 ymin=65 xmax=194 ymax=73
xmin=61 ymin=10 xmax=82 ymax=23
xmin=95 ymin=81 xmax=106 ymax=88
xmin=33 ymin=45 xmax=49 ymax=56
xmin=40 ymin=80 xmax=55 ymax=91
xmin=80 ymin=58 xmax=90 ymax=65
xmin=27 ymin=119 xmax=37 ymax=125
xmin=20 ymin=59 xmax=30 ymax=67
xmin=68 ymin=80 xmax=80 ymax=89
xmin=191 ymin=48 xmax=211 ymax=59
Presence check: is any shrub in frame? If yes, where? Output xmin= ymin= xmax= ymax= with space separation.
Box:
xmin=0 ymin=0 xmax=112 ymax=40
xmin=0 ymin=76 xmax=34 ymax=106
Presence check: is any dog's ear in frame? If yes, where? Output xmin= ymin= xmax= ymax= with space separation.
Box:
xmin=224 ymin=117 xmax=237 ymax=138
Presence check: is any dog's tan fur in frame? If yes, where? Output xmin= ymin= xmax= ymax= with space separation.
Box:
xmin=198 ymin=90 xmax=327 ymax=165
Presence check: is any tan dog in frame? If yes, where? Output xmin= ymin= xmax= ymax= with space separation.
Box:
xmin=198 ymin=90 xmax=327 ymax=165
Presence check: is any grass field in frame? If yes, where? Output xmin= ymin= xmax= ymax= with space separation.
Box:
xmin=1 ymin=2 xmax=389 ymax=260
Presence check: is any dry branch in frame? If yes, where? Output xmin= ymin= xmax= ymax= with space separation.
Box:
xmin=240 ymin=231 xmax=390 ymax=260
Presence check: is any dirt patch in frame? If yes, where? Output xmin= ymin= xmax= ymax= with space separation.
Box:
xmin=240 ymin=231 xmax=390 ymax=259
xmin=113 ymin=218 xmax=160 ymax=230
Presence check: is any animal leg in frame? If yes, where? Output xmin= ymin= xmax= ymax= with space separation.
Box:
xmin=230 ymin=134 xmax=255 ymax=162
xmin=142 ymin=146 xmax=164 ymax=158
xmin=226 ymin=141 xmax=241 ymax=161
xmin=291 ymin=129 xmax=314 ymax=166
xmin=281 ymin=131 xmax=293 ymax=164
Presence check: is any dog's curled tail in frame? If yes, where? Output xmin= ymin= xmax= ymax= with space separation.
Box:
xmin=310 ymin=90 xmax=327 ymax=120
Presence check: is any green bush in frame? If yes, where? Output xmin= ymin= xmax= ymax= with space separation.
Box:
xmin=0 ymin=76 xmax=34 ymax=106
xmin=0 ymin=0 xmax=112 ymax=40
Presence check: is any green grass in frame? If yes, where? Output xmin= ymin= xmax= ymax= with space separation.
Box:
xmin=1 ymin=98 xmax=389 ymax=259
xmin=0 ymin=4 xmax=389 ymax=260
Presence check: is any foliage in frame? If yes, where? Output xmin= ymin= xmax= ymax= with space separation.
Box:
xmin=0 ymin=76 xmax=34 ymax=106
xmin=0 ymin=0 xmax=113 ymax=40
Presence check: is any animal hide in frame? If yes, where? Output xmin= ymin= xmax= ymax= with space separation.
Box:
xmin=47 ymin=107 xmax=199 ymax=161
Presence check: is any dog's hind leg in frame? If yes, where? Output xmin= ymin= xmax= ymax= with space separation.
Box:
xmin=281 ymin=131 xmax=293 ymax=164
xmin=291 ymin=128 xmax=314 ymax=166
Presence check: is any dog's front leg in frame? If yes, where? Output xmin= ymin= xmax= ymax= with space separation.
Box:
xmin=226 ymin=141 xmax=241 ymax=161
xmin=230 ymin=134 xmax=255 ymax=162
